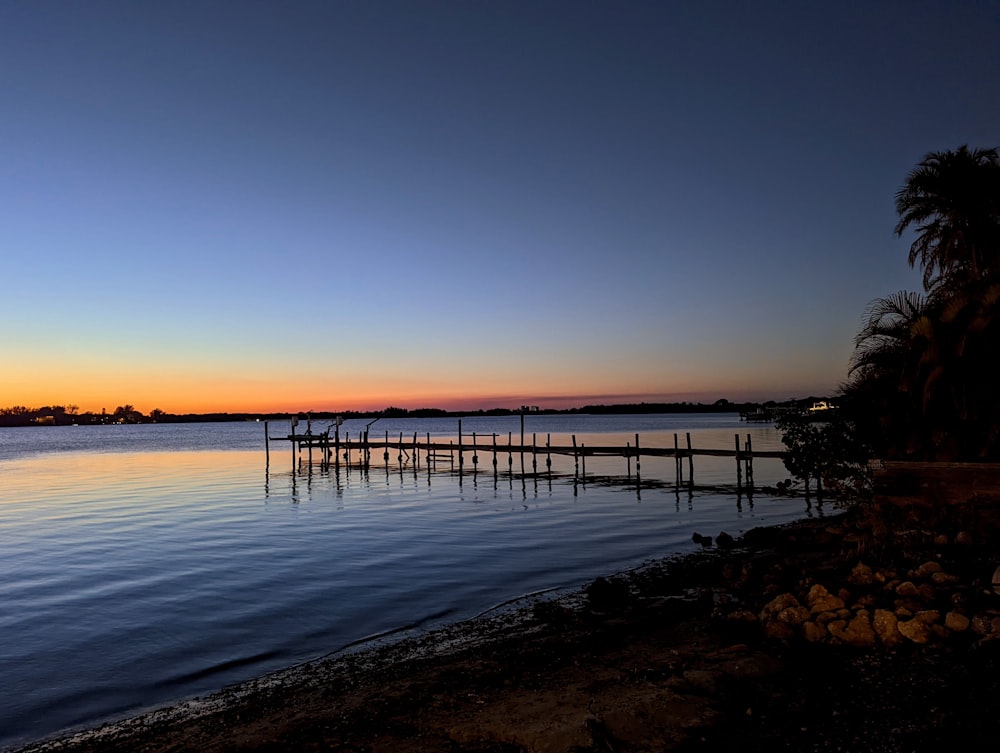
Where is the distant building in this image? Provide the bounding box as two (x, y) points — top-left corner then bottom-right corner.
(520, 405), (540, 413)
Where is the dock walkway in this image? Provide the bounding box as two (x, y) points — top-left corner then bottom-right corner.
(265, 420), (787, 492)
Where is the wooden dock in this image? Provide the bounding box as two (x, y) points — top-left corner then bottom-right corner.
(265, 419), (788, 492)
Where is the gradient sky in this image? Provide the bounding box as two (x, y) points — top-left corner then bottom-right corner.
(2, 1), (998, 414)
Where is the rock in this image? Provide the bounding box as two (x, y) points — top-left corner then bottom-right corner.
(762, 620), (796, 641)
(759, 593), (801, 622)
(806, 584), (845, 614)
(914, 561), (943, 578)
(956, 531), (974, 545)
(914, 610), (941, 625)
(934, 533), (950, 547)
(972, 615), (994, 636)
(692, 532), (713, 547)
(848, 562), (875, 586)
(873, 609), (902, 647)
(898, 618), (933, 644)
(716, 531), (735, 549)
(723, 609), (758, 627)
(802, 621), (829, 643)
(827, 610), (875, 647)
(931, 571), (960, 585)
(918, 583), (937, 601)
(586, 576), (631, 612)
(776, 605), (811, 626)
(895, 581), (921, 598)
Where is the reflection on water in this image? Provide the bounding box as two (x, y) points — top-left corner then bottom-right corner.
(0, 416), (813, 749)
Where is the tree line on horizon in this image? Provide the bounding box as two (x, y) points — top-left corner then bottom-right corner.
(0, 397), (832, 427)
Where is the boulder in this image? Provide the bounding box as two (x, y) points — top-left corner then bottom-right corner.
(802, 621), (829, 643)
(848, 562), (875, 586)
(944, 611), (972, 633)
(759, 593), (801, 622)
(913, 561), (943, 578)
(806, 584), (845, 614)
(827, 610), (875, 647)
(873, 609), (902, 647)
(898, 618), (933, 644)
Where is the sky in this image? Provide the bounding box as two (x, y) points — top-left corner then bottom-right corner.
(1, 1), (998, 414)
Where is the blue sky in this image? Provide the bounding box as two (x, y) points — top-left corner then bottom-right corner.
(1, 1), (997, 413)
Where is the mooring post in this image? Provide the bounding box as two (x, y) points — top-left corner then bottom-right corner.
(531, 432), (537, 475)
(546, 433), (552, 476)
(674, 433), (681, 484)
(746, 433), (754, 489)
(572, 434), (578, 477)
(472, 432), (479, 470)
(458, 420), (463, 471)
(686, 432), (694, 484)
(264, 421), (270, 468)
(492, 433), (498, 477)
(626, 441), (631, 477)
(735, 433), (742, 491)
(635, 433), (640, 477)
(508, 431), (513, 475)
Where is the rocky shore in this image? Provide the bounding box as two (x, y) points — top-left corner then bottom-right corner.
(14, 501), (1000, 753)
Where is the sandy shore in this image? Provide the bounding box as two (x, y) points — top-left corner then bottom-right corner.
(12, 508), (1000, 753)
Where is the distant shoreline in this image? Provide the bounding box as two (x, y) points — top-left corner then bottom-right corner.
(1, 397), (832, 428)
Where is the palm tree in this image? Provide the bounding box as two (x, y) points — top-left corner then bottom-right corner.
(843, 291), (937, 458)
(894, 145), (1000, 294)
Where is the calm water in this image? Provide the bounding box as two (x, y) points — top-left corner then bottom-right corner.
(0, 414), (815, 749)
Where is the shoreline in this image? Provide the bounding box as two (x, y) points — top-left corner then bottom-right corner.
(12, 507), (1000, 752)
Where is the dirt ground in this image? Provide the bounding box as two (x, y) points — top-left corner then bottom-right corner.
(14, 510), (1000, 753)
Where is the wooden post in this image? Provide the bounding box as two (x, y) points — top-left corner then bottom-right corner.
(264, 421), (270, 467)
(635, 433), (640, 477)
(626, 441), (631, 477)
(746, 433), (754, 489)
(674, 433), (681, 484)
(531, 432), (537, 475)
(508, 432), (513, 475)
(458, 420), (463, 471)
(492, 433), (498, 477)
(546, 433), (552, 475)
(472, 432), (479, 469)
(572, 435), (578, 476)
(413, 432), (418, 468)
(735, 433), (742, 491)
(686, 432), (694, 483)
